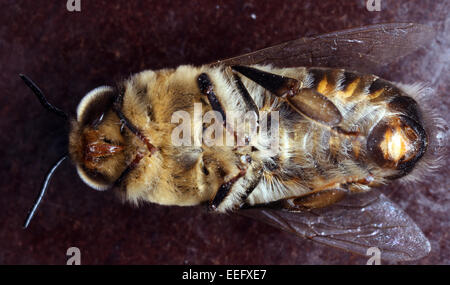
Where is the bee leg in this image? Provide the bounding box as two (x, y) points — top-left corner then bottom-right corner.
(113, 99), (157, 154)
(287, 88), (342, 126)
(232, 65), (300, 98)
(209, 155), (262, 211)
(114, 152), (144, 187)
(209, 168), (247, 211)
(284, 188), (348, 210)
(198, 72), (258, 147)
(197, 73), (227, 122)
(232, 65), (342, 126)
(235, 165), (263, 210)
(232, 73), (259, 119)
(283, 173), (376, 210)
(198, 72), (240, 142)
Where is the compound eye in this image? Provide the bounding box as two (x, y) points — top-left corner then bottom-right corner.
(77, 86), (115, 127)
(367, 115), (428, 172)
(76, 165), (111, 191)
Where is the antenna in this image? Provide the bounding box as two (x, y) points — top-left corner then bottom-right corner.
(19, 74), (68, 120)
(23, 155), (68, 228)
(19, 74), (69, 228)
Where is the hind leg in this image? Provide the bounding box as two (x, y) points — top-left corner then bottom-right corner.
(232, 65), (343, 126)
(285, 188), (348, 210)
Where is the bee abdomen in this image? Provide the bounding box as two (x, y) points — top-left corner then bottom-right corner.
(306, 67), (412, 104)
(307, 68), (377, 102)
(296, 67), (428, 178)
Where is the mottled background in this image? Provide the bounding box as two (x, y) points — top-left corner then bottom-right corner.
(0, 0), (448, 264)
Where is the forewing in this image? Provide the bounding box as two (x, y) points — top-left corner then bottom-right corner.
(216, 23), (435, 73)
(240, 191), (431, 262)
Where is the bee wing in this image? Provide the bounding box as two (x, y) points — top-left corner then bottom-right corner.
(216, 23), (435, 73)
(239, 190), (431, 262)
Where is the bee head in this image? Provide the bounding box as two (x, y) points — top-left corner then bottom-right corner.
(69, 86), (128, 191)
(20, 74), (144, 228)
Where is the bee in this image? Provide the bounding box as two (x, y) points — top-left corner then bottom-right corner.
(21, 23), (443, 262)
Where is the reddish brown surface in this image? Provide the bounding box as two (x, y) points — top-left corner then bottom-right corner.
(0, 0), (448, 264)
